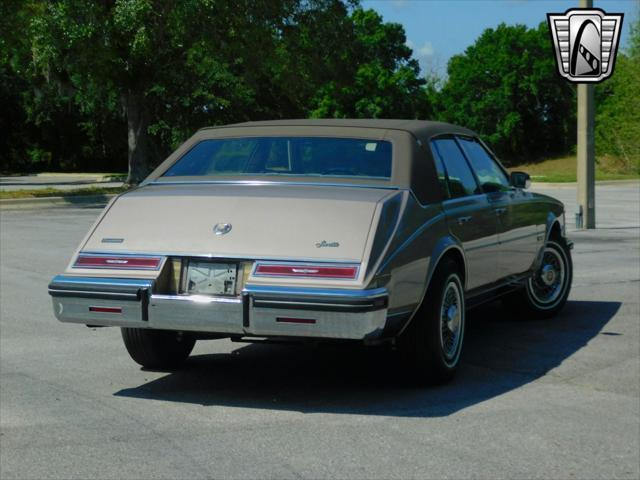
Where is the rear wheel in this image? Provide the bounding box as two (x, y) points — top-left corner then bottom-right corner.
(399, 258), (465, 385)
(121, 328), (195, 369)
(504, 239), (572, 318)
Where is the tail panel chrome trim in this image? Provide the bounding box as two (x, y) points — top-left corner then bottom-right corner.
(49, 275), (389, 340)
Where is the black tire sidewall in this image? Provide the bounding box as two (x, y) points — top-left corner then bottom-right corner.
(400, 258), (466, 383)
(121, 328), (195, 369)
(430, 272), (465, 370)
(525, 240), (572, 313)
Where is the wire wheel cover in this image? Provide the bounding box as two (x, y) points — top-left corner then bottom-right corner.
(440, 280), (462, 360)
(529, 246), (566, 305)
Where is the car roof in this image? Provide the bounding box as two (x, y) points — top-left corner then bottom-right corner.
(200, 119), (476, 142)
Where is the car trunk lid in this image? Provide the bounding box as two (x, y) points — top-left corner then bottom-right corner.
(82, 183), (394, 262)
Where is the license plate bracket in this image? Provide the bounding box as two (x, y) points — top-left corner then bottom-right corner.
(183, 260), (238, 296)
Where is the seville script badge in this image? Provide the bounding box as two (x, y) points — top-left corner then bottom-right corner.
(547, 8), (623, 83)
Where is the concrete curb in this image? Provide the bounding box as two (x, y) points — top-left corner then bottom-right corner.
(1, 173), (126, 181)
(33, 173), (126, 181)
(0, 194), (116, 210)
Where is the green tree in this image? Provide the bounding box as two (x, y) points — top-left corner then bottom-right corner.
(0, 0), (31, 171)
(595, 13), (640, 173)
(436, 22), (575, 165)
(310, 8), (428, 118)
(24, 1), (426, 181)
(628, 10), (640, 58)
(29, 0), (307, 182)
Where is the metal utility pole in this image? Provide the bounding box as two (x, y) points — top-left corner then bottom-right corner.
(576, 0), (596, 228)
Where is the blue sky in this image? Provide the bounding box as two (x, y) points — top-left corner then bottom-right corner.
(361, 0), (639, 75)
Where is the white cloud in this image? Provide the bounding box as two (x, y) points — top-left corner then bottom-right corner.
(407, 39), (443, 76)
(407, 39), (435, 58)
(418, 41), (434, 58)
(391, 0), (409, 8)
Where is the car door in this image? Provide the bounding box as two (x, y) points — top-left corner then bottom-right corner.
(430, 137), (502, 290)
(457, 137), (541, 278)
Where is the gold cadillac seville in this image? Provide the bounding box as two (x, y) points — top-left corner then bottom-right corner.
(48, 119), (573, 384)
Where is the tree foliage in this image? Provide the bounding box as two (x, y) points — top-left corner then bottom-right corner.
(595, 14), (640, 173)
(310, 8), (428, 118)
(1, 2), (637, 179)
(435, 22), (575, 165)
(3, 0), (427, 182)
(28, 0), (306, 182)
(1, 0), (116, 172)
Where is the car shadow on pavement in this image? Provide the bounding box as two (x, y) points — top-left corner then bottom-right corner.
(114, 300), (620, 417)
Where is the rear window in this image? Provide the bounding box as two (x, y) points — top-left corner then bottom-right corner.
(163, 137), (392, 180)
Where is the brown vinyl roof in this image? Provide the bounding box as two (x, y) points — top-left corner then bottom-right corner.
(201, 119), (476, 142)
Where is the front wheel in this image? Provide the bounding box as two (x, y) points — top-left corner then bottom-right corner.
(504, 239), (572, 318)
(398, 258), (465, 385)
(121, 328), (195, 369)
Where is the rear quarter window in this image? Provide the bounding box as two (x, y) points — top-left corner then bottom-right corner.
(430, 138), (480, 198)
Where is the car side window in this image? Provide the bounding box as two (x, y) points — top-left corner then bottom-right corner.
(431, 148), (450, 198)
(430, 138), (480, 198)
(458, 137), (510, 193)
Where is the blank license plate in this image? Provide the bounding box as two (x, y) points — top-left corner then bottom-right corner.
(185, 261), (237, 296)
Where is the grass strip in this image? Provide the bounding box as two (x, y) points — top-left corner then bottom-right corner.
(509, 156), (639, 183)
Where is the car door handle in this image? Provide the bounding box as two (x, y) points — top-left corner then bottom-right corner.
(456, 216), (472, 225)
(494, 207), (507, 216)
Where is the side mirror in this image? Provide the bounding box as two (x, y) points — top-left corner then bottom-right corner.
(510, 171), (531, 189)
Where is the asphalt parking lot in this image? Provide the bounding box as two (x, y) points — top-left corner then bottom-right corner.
(1, 184), (639, 479)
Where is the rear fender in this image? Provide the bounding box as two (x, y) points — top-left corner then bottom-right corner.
(65, 194), (122, 271)
(395, 235), (466, 337)
(534, 212), (570, 269)
(427, 237), (467, 292)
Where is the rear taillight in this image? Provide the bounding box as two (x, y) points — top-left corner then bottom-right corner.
(254, 264), (358, 279)
(89, 306), (122, 314)
(73, 254), (162, 270)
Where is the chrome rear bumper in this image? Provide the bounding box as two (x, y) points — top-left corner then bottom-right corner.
(48, 276), (388, 340)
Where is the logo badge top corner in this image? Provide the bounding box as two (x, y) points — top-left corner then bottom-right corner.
(547, 8), (623, 84)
